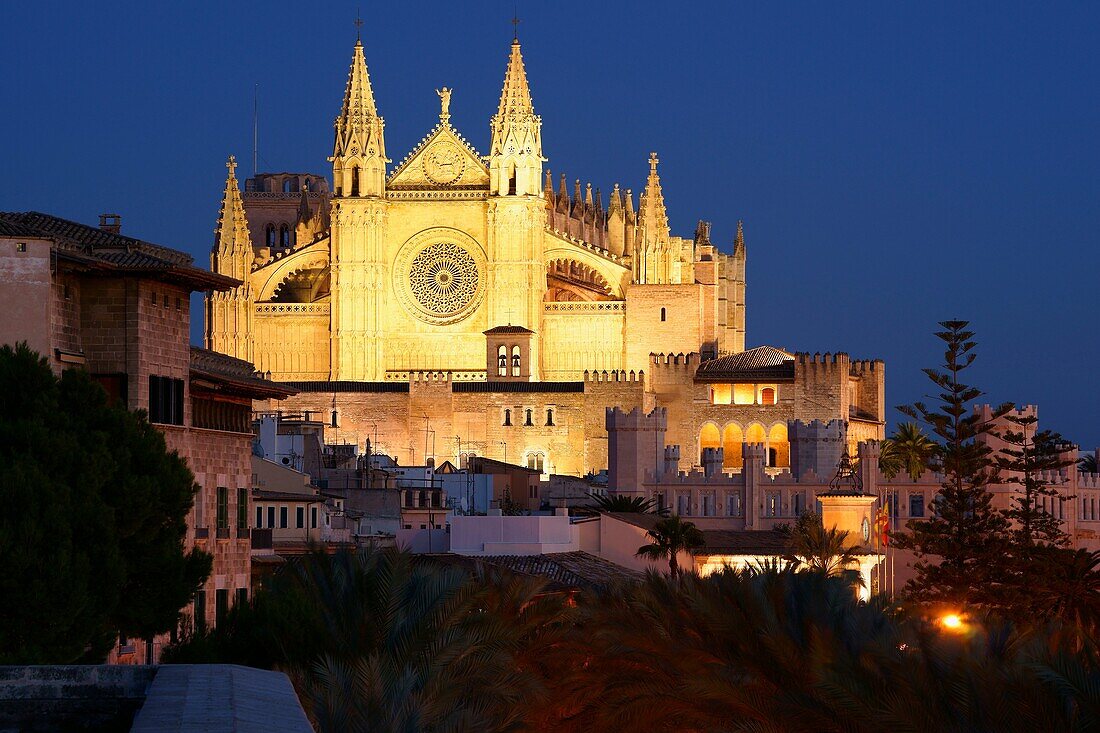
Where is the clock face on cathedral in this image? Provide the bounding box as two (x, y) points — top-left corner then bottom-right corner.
(394, 228), (486, 325)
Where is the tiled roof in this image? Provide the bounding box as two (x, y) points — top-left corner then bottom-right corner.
(0, 211), (237, 290)
(424, 551), (642, 592)
(484, 325), (534, 334)
(696, 345), (796, 382)
(190, 347), (297, 398)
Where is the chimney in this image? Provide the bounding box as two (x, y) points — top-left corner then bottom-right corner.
(99, 214), (121, 234)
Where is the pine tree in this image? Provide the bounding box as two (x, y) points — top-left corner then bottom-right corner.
(0, 344), (210, 662)
(891, 321), (1010, 607)
(994, 412), (1074, 549)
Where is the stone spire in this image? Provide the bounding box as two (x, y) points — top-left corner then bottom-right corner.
(489, 38), (543, 196)
(734, 220), (746, 258)
(213, 155), (252, 280)
(331, 38), (387, 197)
(638, 152), (670, 244)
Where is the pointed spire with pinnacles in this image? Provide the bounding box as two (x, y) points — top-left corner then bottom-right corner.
(489, 30), (543, 196)
(214, 156), (252, 269)
(638, 152), (670, 243)
(331, 29), (387, 197)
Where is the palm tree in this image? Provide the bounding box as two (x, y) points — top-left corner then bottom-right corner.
(635, 515), (705, 578)
(881, 421), (937, 480)
(1079, 453), (1098, 474)
(783, 512), (861, 578)
(588, 492), (669, 516)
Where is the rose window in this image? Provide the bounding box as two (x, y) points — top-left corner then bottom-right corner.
(407, 242), (480, 317)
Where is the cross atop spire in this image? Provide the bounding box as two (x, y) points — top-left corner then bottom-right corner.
(638, 151), (670, 243)
(354, 8), (363, 41)
(511, 10), (520, 41)
(214, 155), (251, 260)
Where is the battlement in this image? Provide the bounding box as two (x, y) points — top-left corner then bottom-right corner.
(606, 405), (667, 432)
(789, 419), (846, 480)
(1080, 472), (1100, 490)
(974, 404), (1038, 420)
(795, 352), (850, 365)
(649, 352), (697, 367)
(584, 369), (643, 383)
(742, 442), (767, 461)
(849, 359), (884, 375)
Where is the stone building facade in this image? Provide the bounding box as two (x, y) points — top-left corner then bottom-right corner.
(209, 32), (884, 477)
(0, 211), (292, 661)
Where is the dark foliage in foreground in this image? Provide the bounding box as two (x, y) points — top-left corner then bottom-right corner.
(167, 546), (1100, 733)
(0, 344), (209, 663)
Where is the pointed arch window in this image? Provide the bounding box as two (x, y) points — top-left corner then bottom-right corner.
(351, 166), (360, 197)
(265, 224), (276, 248)
(279, 224), (290, 248)
(497, 345), (508, 376)
(546, 408), (554, 426)
(503, 409), (512, 427)
(511, 346), (521, 377)
(524, 408), (533, 426)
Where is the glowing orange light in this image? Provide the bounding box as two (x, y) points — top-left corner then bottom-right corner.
(940, 613), (963, 630)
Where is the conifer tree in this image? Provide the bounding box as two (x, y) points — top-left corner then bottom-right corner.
(891, 321), (1010, 607)
(994, 412), (1074, 550)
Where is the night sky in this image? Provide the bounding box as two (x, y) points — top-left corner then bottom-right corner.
(2, 2), (1097, 448)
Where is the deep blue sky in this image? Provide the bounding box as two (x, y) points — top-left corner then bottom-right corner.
(2, 2), (1097, 448)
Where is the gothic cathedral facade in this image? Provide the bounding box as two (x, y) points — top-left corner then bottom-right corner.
(207, 36), (746, 384)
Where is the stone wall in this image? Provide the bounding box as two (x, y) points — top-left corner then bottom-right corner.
(0, 665), (156, 732)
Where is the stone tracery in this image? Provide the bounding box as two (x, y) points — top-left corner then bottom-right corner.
(408, 242), (479, 316)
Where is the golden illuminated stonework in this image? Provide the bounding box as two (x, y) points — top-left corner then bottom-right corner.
(393, 229), (485, 325)
(423, 141), (465, 184)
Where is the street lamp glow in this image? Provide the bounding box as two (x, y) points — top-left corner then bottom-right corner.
(940, 613), (963, 630)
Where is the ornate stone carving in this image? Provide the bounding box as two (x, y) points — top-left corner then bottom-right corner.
(423, 140), (466, 185)
(393, 228), (486, 325)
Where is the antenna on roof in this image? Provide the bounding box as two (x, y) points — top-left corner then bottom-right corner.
(252, 83), (259, 177)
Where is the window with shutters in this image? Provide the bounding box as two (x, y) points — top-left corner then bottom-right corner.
(148, 375), (184, 425)
(216, 487), (228, 530)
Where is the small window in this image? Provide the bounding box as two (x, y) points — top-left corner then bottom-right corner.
(255, 505), (263, 528)
(546, 408), (554, 426)
(236, 587), (248, 608)
(760, 387), (776, 405)
(15, 242), (26, 252)
(265, 225), (276, 248)
(237, 488), (248, 530)
(311, 506), (318, 529)
(175, 297), (182, 311)
(279, 506), (288, 529)
(215, 588), (229, 627)
(279, 225), (290, 248)
(351, 167), (360, 196)
(909, 493), (925, 518)
(148, 375), (184, 425)
(163, 294), (169, 308)
(503, 409), (512, 426)
(194, 590), (206, 633)
(524, 408), (533, 426)
(62, 284), (71, 300)
(151, 291), (157, 305)
(660, 307), (666, 321)
(767, 448), (777, 466)
(216, 487), (228, 530)
(267, 506), (275, 528)
(296, 506), (304, 529)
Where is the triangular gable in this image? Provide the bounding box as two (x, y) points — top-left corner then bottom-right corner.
(435, 460), (459, 473)
(388, 122), (489, 189)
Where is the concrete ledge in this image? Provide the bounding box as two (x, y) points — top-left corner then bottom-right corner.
(130, 665), (312, 733)
(0, 665), (156, 731)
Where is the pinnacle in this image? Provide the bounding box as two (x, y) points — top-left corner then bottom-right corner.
(214, 156), (251, 253)
(495, 37), (535, 120)
(334, 38), (380, 159)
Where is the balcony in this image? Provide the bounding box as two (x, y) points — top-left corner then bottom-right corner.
(216, 527), (230, 540)
(194, 527), (210, 540)
(251, 528), (273, 550)
(237, 526), (250, 539)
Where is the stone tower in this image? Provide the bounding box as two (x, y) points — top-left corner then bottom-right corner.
(486, 37), (546, 376)
(206, 155), (254, 363)
(329, 36), (390, 380)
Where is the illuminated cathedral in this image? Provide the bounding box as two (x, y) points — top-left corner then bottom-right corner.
(206, 33), (882, 477)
